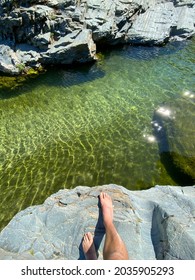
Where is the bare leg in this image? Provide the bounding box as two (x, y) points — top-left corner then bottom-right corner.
(82, 232), (97, 260)
(100, 192), (129, 260)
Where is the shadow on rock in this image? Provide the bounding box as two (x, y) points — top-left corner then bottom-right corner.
(78, 195), (105, 260)
(151, 205), (170, 260)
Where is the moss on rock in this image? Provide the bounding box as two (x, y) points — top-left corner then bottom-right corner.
(0, 75), (26, 90)
(0, 66), (45, 90)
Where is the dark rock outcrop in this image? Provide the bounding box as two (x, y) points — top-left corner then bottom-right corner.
(0, 0), (195, 75)
(0, 184), (194, 260)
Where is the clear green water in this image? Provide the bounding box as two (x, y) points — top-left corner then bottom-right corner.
(0, 39), (194, 230)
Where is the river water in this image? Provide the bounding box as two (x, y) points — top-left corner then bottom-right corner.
(0, 39), (194, 230)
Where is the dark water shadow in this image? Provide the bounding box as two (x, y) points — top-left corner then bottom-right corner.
(78, 196), (105, 260)
(152, 110), (194, 186)
(101, 40), (190, 62)
(0, 62), (105, 100)
(122, 41), (189, 61)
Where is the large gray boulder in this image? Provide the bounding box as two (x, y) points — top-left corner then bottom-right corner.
(127, 1), (195, 45)
(0, 0), (195, 75)
(0, 184), (194, 260)
(41, 29), (96, 64)
(0, 44), (21, 75)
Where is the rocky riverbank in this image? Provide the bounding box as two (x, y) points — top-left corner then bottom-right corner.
(0, 0), (195, 75)
(0, 184), (194, 260)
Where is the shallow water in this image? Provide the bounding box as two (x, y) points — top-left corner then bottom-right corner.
(0, 39), (195, 230)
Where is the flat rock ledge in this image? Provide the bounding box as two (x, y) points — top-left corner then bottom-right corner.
(0, 184), (195, 260)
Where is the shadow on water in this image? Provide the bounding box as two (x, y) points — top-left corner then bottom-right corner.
(0, 62), (105, 99)
(100, 40), (190, 61)
(78, 196), (105, 260)
(152, 110), (194, 186)
(122, 41), (189, 61)
(0, 40), (190, 100)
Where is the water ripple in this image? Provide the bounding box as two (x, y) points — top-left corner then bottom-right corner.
(0, 39), (194, 229)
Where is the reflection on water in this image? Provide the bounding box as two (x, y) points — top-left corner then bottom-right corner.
(0, 39), (195, 230)
(183, 90), (195, 99)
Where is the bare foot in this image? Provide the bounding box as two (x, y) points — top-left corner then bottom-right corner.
(99, 192), (113, 228)
(82, 232), (97, 260)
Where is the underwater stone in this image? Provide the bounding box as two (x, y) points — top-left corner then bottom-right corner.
(0, 184), (194, 260)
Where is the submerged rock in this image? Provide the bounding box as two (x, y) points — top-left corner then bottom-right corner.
(0, 0), (195, 74)
(0, 184), (194, 260)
